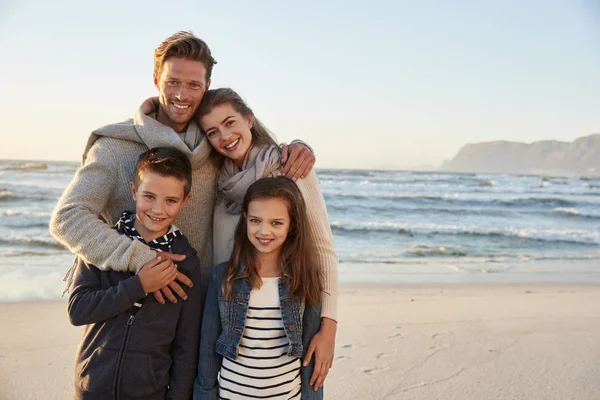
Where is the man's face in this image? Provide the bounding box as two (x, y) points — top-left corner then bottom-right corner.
(154, 57), (210, 133)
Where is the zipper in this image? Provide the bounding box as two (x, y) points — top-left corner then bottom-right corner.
(113, 302), (143, 400)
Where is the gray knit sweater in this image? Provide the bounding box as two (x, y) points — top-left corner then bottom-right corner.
(50, 98), (219, 291)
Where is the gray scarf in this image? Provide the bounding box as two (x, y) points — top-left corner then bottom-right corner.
(217, 144), (281, 214)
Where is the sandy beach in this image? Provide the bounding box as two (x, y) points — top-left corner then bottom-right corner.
(2, 284), (600, 400)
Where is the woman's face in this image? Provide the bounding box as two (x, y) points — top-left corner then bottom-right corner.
(200, 103), (253, 167)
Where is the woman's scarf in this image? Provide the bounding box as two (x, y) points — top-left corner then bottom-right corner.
(217, 144), (281, 214)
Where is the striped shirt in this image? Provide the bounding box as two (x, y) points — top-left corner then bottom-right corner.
(219, 278), (301, 399)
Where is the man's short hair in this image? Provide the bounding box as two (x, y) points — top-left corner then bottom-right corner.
(154, 31), (217, 83)
(133, 147), (192, 197)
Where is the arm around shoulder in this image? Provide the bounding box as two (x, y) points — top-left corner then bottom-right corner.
(296, 170), (339, 321)
(49, 138), (156, 272)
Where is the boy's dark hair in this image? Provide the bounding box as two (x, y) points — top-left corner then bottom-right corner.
(133, 147), (192, 196)
(154, 31), (217, 83)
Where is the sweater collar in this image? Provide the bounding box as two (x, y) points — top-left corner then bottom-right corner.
(133, 98), (214, 169)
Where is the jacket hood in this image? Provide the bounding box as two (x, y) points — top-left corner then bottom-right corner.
(81, 97), (213, 169)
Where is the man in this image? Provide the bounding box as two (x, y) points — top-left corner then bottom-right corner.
(50, 31), (315, 303)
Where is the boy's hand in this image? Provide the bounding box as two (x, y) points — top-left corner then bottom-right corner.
(303, 317), (337, 391)
(147, 253), (193, 304)
(281, 143), (315, 181)
(139, 258), (177, 294)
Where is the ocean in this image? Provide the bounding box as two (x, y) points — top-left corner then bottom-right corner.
(1, 160), (599, 301)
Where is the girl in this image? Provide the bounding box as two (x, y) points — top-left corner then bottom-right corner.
(194, 177), (325, 400)
(196, 89), (338, 387)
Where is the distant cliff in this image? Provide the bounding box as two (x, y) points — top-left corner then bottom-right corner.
(439, 134), (600, 176)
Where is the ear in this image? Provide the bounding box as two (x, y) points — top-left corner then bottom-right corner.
(153, 74), (159, 90)
(181, 193), (192, 207)
(245, 115), (253, 130)
(130, 182), (137, 201)
(206, 79), (211, 90)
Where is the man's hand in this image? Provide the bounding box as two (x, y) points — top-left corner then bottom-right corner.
(280, 143), (315, 181)
(146, 253), (193, 305)
(303, 317), (337, 391)
(138, 258), (177, 294)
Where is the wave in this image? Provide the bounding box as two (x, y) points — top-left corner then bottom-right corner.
(4, 251), (60, 257)
(553, 207), (600, 219)
(319, 174), (508, 188)
(0, 189), (15, 200)
(0, 189), (59, 202)
(580, 176), (600, 182)
(0, 237), (67, 250)
(480, 180), (496, 187)
(330, 221), (599, 245)
(339, 252), (600, 265)
(324, 192), (580, 208)
(0, 221), (50, 229)
(405, 245), (468, 257)
(0, 210), (52, 217)
(3, 162), (48, 171)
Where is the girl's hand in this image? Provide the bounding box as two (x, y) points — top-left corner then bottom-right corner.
(303, 317), (337, 391)
(139, 258), (177, 294)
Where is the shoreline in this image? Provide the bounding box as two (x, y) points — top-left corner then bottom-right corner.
(2, 257), (600, 303)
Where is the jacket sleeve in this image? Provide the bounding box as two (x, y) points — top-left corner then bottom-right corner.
(67, 259), (146, 326)
(296, 170), (339, 321)
(167, 253), (204, 400)
(193, 268), (223, 400)
(49, 138), (156, 273)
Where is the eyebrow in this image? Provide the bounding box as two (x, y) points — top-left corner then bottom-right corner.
(247, 214), (286, 221)
(142, 191), (181, 200)
(220, 115), (235, 125)
(204, 115), (235, 133)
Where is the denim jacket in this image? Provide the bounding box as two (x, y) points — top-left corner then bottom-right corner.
(194, 262), (323, 400)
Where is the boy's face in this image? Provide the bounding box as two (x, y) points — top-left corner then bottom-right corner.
(130, 171), (190, 242)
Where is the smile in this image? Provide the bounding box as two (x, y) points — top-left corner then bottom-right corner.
(146, 214), (166, 222)
(224, 139), (240, 150)
(256, 237), (273, 245)
(171, 102), (190, 110)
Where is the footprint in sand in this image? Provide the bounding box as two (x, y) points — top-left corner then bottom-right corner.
(375, 352), (395, 360)
(340, 344), (357, 349)
(333, 355), (347, 364)
(431, 333), (447, 340)
(386, 326), (403, 340)
(363, 366), (390, 374)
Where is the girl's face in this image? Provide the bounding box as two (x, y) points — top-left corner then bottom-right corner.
(199, 103), (253, 168)
(245, 197), (291, 259)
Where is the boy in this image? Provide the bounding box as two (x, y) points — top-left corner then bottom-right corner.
(68, 147), (202, 400)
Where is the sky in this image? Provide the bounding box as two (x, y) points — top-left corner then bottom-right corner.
(1, 0), (599, 169)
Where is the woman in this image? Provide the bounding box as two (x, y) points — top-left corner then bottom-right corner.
(196, 88), (338, 390)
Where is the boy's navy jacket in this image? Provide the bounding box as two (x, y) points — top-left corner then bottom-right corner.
(68, 229), (202, 400)
(193, 262), (323, 400)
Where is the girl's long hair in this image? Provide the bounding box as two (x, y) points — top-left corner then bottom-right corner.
(224, 176), (322, 307)
(196, 88), (278, 165)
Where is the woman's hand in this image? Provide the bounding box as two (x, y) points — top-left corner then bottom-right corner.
(303, 317), (337, 391)
(281, 143), (315, 181)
